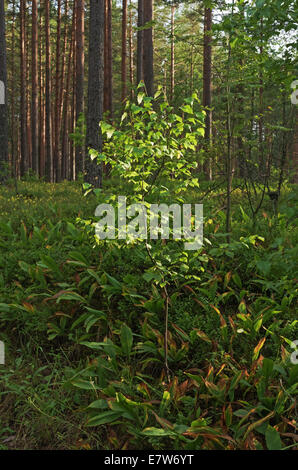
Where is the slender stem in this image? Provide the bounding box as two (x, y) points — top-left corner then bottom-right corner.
(145, 242), (171, 383)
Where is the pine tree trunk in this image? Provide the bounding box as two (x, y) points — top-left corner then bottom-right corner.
(20, 0), (28, 176)
(129, 0), (134, 98)
(39, 11), (45, 178)
(53, 0), (61, 181)
(121, 0), (127, 103)
(45, 0), (53, 182)
(75, 0), (85, 177)
(0, 0), (8, 179)
(259, 18), (264, 179)
(85, 0), (104, 187)
(104, 0), (113, 116)
(61, 0), (70, 180)
(170, 5), (175, 102)
(10, 0), (16, 177)
(26, 7), (32, 171)
(237, 61), (245, 178)
(143, 0), (154, 96)
(58, 0), (69, 180)
(203, 7), (212, 180)
(136, 0), (144, 85)
(70, 2), (77, 181)
(190, 42), (194, 95)
(31, 0), (39, 176)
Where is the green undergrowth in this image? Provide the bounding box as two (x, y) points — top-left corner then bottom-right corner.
(0, 180), (297, 450)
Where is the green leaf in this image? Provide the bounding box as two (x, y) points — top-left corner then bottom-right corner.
(100, 121), (115, 139)
(71, 379), (100, 390)
(18, 260), (31, 274)
(87, 411), (123, 426)
(120, 323), (133, 356)
(142, 427), (174, 437)
(55, 291), (87, 304)
(288, 365), (298, 387)
(232, 273), (242, 288)
(256, 260), (271, 277)
(0, 303), (11, 312)
(181, 104), (193, 114)
(261, 358), (274, 385)
(265, 426), (282, 450)
(252, 337), (266, 361)
(160, 390), (171, 415)
(121, 112), (128, 123)
(88, 399), (109, 410)
(137, 92), (145, 104)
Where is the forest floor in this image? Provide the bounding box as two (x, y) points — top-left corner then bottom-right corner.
(0, 179), (297, 450)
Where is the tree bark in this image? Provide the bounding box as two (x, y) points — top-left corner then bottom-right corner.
(190, 42), (194, 95)
(39, 10), (45, 177)
(136, 0), (144, 85)
(31, 0), (39, 176)
(259, 18), (264, 179)
(26, 6), (31, 171)
(20, 0), (28, 176)
(45, 0), (53, 182)
(58, 0), (69, 180)
(53, 0), (61, 181)
(129, 0), (134, 98)
(170, 4), (175, 102)
(143, 0), (154, 96)
(104, 0), (113, 115)
(62, 32), (73, 181)
(203, 7), (212, 180)
(75, 0), (85, 177)
(61, 0), (71, 180)
(0, 0), (8, 179)
(85, 0), (104, 187)
(121, 0), (128, 103)
(10, 0), (16, 177)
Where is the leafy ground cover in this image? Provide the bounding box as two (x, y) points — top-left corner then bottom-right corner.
(0, 178), (297, 450)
